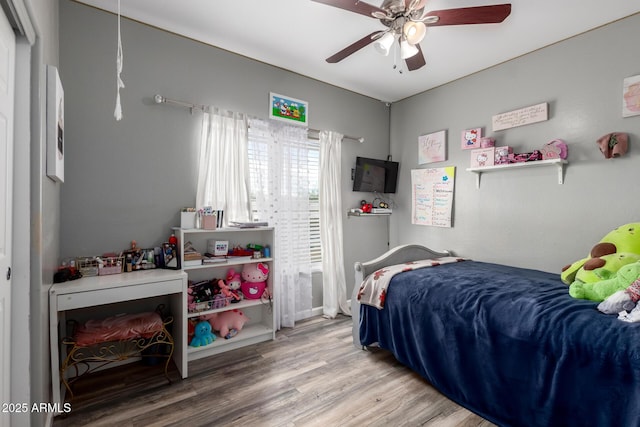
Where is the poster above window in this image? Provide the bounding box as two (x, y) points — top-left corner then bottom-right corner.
(269, 92), (308, 126)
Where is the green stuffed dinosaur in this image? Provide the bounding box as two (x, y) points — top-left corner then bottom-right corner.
(570, 260), (640, 301)
(562, 222), (640, 286)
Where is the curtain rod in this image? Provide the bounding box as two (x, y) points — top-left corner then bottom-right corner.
(153, 94), (364, 143)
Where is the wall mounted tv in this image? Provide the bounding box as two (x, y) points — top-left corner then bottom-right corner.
(352, 156), (399, 194)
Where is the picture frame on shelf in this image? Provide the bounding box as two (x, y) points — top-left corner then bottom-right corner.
(461, 128), (482, 150)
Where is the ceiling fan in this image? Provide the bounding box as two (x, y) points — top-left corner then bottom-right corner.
(312, 0), (512, 71)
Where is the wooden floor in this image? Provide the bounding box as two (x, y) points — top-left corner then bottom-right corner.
(53, 315), (495, 427)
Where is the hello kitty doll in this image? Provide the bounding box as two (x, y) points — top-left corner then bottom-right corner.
(241, 262), (269, 299)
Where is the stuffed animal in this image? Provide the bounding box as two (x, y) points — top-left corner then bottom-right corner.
(217, 278), (241, 303)
(227, 268), (242, 290)
(189, 320), (216, 347)
(570, 261), (640, 301)
(241, 262), (269, 299)
(561, 222), (640, 287)
(540, 139), (568, 160)
(204, 309), (250, 339)
(569, 252), (640, 294)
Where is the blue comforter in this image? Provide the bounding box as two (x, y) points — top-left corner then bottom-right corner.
(359, 261), (640, 427)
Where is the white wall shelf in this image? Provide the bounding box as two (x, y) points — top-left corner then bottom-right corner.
(466, 159), (568, 188)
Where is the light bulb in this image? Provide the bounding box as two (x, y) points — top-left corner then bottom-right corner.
(400, 38), (419, 59)
(374, 32), (395, 56)
(403, 21), (426, 45)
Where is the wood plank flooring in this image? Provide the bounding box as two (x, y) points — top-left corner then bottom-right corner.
(53, 315), (495, 427)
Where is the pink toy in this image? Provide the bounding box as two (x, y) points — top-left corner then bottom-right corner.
(241, 262), (269, 299)
(217, 279), (240, 303)
(226, 268), (242, 291)
(204, 309), (250, 339)
(187, 287), (196, 312)
(541, 139), (568, 160)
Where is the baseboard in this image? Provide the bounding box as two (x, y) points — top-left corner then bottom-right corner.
(310, 299), (352, 318)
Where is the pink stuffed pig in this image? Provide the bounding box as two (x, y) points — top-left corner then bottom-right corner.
(241, 262), (269, 299)
(205, 309), (249, 339)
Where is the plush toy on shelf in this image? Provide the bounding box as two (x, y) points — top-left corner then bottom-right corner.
(203, 309), (250, 339)
(189, 320), (216, 347)
(226, 268), (243, 302)
(216, 279), (241, 303)
(241, 262), (269, 299)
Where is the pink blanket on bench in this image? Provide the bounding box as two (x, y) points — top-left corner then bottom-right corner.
(74, 312), (164, 346)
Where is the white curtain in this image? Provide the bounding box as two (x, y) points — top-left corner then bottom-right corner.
(319, 130), (351, 318)
(196, 109), (251, 225)
(248, 118), (313, 328)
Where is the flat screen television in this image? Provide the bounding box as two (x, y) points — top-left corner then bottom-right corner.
(352, 156), (399, 193)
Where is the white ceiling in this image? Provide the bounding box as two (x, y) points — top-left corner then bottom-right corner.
(75, 0), (640, 103)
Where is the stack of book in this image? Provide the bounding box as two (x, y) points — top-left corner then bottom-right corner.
(202, 254), (228, 264)
(183, 241), (203, 267)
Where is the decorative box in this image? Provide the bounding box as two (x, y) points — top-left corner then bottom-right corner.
(470, 147), (495, 168)
(180, 211), (196, 229)
(202, 214), (217, 230)
(480, 137), (495, 148)
(494, 146), (513, 164)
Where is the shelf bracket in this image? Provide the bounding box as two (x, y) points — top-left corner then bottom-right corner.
(475, 172), (481, 189)
(557, 162), (565, 184)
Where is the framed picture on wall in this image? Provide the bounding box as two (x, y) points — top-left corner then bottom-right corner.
(623, 74), (640, 118)
(46, 65), (64, 182)
(418, 130), (447, 164)
(269, 92), (308, 126)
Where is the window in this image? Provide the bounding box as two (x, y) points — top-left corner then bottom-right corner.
(247, 121), (322, 267)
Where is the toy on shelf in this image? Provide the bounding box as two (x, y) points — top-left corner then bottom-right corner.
(241, 262), (269, 299)
(203, 309), (250, 339)
(216, 279), (241, 303)
(189, 321), (216, 347)
(226, 269), (243, 302)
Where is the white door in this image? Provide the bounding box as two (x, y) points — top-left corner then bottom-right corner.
(0, 6), (15, 424)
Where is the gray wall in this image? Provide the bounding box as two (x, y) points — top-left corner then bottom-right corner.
(59, 1), (391, 303)
(21, 0), (60, 425)
(390, 13), (640, 273)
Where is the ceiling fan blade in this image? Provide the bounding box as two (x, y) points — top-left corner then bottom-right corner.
(405, 0), (426, 12)
(326, 31), (382, 63)
(311, 0), (388, 19)
(405, 44), (426, 71)
(424, 4), (512, 26)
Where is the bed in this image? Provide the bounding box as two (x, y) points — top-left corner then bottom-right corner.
(351, 244), (640, 427)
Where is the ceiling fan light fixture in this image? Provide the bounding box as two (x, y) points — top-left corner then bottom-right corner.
(403, 21), (426, 45)
(400, 37), (419, 59)
(374, 31), (395, 56)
